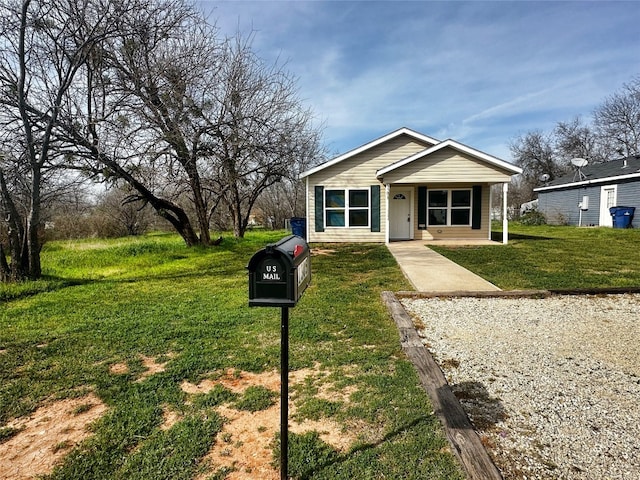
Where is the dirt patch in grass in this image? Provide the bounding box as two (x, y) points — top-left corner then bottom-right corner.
(2, 362), (354, 480)
(2, 354), (174, 480)
(109, 353), (173, 380)
(137, 354), (171, 381)
(160, 408), (183, 431)
(188, 368), (356, 480)
(0, 393), (107, 480)
(109, 362), (129, 374)
(311, 248), (336, 256)
(182, 369), (280, 395)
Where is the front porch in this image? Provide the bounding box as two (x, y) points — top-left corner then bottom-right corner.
(385, 183), (511, 245)
(413, 239), (500, 246)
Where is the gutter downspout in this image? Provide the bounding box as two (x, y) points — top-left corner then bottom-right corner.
(502, 182), (509, 244)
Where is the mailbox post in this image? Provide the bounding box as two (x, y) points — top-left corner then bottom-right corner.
(247, 235), (311, 480)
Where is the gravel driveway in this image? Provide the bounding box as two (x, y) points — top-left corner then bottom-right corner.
(401, 294), (640, 480)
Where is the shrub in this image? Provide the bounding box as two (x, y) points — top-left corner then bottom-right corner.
(519, 209), (547, 225)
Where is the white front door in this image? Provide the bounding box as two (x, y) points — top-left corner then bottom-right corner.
(389, 189), (412, 240)
(599, 185), (617, 227)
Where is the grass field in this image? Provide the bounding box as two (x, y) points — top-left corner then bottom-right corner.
(0, 232), (463, 480)
(431, 223), (640, 290)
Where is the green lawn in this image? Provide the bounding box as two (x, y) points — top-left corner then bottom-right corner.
(430, 223), (640, 290)
(0, 232), (463, 480)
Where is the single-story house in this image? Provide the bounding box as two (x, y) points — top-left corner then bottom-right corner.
(534, 155), (640, 226)
(299, 127), (523, 244)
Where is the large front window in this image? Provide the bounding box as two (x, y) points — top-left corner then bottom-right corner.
(428, 189), (471, 226)
(325, 189), (369, 227)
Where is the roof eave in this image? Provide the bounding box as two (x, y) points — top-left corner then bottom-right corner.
(376, 139), (522, 178)
(299, 127), (439, 179)
(534, 172), (640, 192)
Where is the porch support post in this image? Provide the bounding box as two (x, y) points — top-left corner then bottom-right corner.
(305, 177), (309, 239)
(385, 184), (390, 244)
(488, 185), (493, 240)
(502, 182), (509, 244)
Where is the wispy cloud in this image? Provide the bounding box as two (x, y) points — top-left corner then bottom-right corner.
(200, 1), (640, 159)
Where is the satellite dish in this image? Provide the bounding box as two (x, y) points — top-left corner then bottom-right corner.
(571, 158), (588, 168)
(571, 158), (588, 181)
(539, 173), (550, 182)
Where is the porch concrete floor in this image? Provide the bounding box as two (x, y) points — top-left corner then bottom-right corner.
(387, 240), (501, 292)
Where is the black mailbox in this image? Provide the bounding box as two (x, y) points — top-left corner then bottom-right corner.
(248, 235), (311, 307)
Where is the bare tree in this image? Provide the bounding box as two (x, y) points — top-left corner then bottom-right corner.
(69, 5), (323, 241)
(203, 36), (323, 238)
(87, 2), (221, 245)
(94, 185), (153, 236)
(509, 129), (571, 198)
(594, 76), (640, 158)
(255, 177), (306, 230)
(554, 116), (607, 163)
(0, 0), (126, 280)
(0, 0), (324, 280)
(0, 152), (29, 281)
(510, 75), (640, 205)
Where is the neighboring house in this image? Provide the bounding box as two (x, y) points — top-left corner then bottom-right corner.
(534, 156), (640, 226)
(299, 127), (522, 244)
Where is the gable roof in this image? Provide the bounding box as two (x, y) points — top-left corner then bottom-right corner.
(376, 138), (522, 177)
(534, 156), (640, 192)
(299, 127), (439, 179)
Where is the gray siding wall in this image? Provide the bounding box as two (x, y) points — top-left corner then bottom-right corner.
(617, 181), (640, 210)
(538, 186), (601, 226)
(538, 178), (640, 226)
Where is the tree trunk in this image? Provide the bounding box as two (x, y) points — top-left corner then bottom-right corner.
(0, 169), (28, 282)
(0, 245), (9, 282)
(186, 165), (211, 245)
(155, 206), (200, 247)
(93, 149), (203, 247)
(26, 169), (42, 279)
(228, 190), (244, 238)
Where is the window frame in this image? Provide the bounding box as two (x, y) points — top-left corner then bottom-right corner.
(324, 188), (370, 228)
(427, 188), (472, 227)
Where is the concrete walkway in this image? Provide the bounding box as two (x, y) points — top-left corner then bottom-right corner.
(387, 241), (501, 292)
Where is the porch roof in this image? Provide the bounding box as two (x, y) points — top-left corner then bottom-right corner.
(376, 139), (522, 178)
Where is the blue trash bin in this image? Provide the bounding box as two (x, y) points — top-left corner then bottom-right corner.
(290, 217), (306, 239)
(609, 206), (635, 228)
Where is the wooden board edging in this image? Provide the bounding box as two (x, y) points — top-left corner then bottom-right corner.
(395, 290), (549, 299)
(381, 291), (503, 480)
(396, 286), (640, 299)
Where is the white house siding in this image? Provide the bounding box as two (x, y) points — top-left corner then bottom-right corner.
(307, 135), (430, 243)
(309, 226), (386, 243)
(309, 135), (430, 185)
(409, 183), (492, 240)
(379, 147), (514, 184)
(377, 149), (511, 241)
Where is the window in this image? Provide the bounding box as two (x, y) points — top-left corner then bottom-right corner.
(428, 189), (471, 226)
(325, 190), (345, 226)
(325, 189), (369, 227)
(428, 190), (448, 225)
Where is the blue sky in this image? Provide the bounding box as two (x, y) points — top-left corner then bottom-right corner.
(199, 1), (640, 161)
